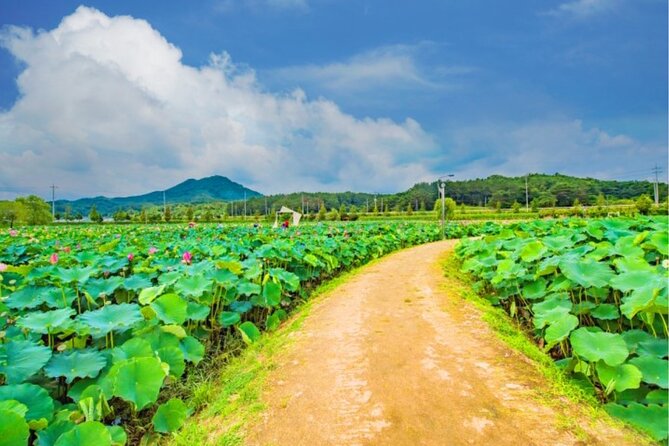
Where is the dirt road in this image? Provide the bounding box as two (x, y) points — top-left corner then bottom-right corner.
(246, 240), (642, 446)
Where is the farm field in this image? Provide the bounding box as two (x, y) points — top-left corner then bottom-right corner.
(0, 221), (487, 445)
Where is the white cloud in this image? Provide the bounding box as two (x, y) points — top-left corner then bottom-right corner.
(270, 43), (471, 93)
(546, 0), (621, 19)
(448, 119), (662, 181)
(0, 6), (437, 199)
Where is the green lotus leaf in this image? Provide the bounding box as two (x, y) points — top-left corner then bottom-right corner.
(0, 400), (28, 417)
(559, 258), (614, 289)
(150, 293), (188, 325)
(596, 362), (642, 394)
(112, 338), (154, 363)
(45, 349), (108, 383)
(629, 356), (668, 388)
(156, 346), (185, 378)
(43, 287), (77, 309)
(137, 285), (166, 305)
(218, 311), (241, 327)
(160, 324), (187, 339)
(544, 313), (579, 347)
(612, 235), (645, 258)
(613, 256), (655, 274)
(0, 409), (30, 446)
(649, 231), (668, 256)
(208, 269), (238, 287)
(16, 308), (75, 334)
(0, 339), (52, 384)
(637, 338), (668, 359)
(620, 286), (657, 320)
(84, 277), (124, 299)
(237, 280), (261, 297)
(590, 304), (620, 320)
(152, 398), (191, 433)
(587, 241), (612, 260)
(112, 357), (166, 410)
(269, 268), (300, 291)
(605, 402), (667, 441)
(54, 421), (111, 446)
(645, 390), (668, 405)
(5, 286), (47, 309)
(519, 240), (546, 262)
(229, 300), (252, 313)
(180, 336), (205, 364)
(261, 281), (282, 307)
(532, 294), (571, 330)
(53, 266), (95, 284)
(570, 328), (628, 366)
(572, 301), (596, 315)
(536, 256), (561, 276)
(266, 312), (282, 331)
(122, 274), (153, 292)
(186, 301), (210, 321)
(238, 321), (261, 344)
(611, 270), (664, 293)
(77, 304), (143, 337)
(173, 274), (212, 298)
(521, 279), (547, 300)
(621, 329), (655, 353)
(107, 426), (126, 446)
(0, 383), (54, 422)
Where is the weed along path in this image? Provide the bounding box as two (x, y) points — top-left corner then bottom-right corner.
(226, 241), (645, 446)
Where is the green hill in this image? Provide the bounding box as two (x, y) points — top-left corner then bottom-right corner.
(55, 176), (262, 215)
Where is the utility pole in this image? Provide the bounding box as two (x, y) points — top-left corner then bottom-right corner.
(652, 165), (662, 205)
(525, 175), (529, 211)
(438, 174), (454, 240)
(50, 184), (58, 221)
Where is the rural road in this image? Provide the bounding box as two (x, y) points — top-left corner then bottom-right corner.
(246, 240), (641, 446)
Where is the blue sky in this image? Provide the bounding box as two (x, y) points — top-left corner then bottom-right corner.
(0, 0), (666, 198)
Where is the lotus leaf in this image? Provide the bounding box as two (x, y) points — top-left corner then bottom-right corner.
(559, 258), (614, 289)
(637, 338), (668, 359)
(54, 421), (112, 446)
(645, 390), (668, 405)
(0, 339), (52, 384)
(218, 311), (241, 327)
(77, 304), (143, 337)
(152, 398), (191, 433)
(0, 409), (30, 446)
(123, 274), (153, 291)
(180, 336), (205, 364)
(156, 346), (185, 378)
(611, 270), (664, 293)
(570, 328), (628, 366)
(590, 304), (620, 320)
(261, 282), (282, 307)
(596, 362), (642, 394)
(238, 321), (261, 344)
(112, 357), (166, 410)
(0, 383), (54, 422)
(150, 293), (188, 325)
(107, 426), (127, 446)
(112, 338), (154, 363)
(605, 402), (667, 441)
(519, 240), (546, 262)
(45, 349), (108, 383)
(186, 301), (210, 321)
(17, 308), (75, 334)
(544, 313), (579, 346)
(174, 274), (211, 298)
(0, 400), (28, 417)
(137, 285), (166, 305)
(629, 356), (668, 388)
(5, 286), (47, 309)
(521, 279), (546, 300)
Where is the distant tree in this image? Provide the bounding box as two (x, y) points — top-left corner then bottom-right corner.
(434, 197), (456, 220)
(164, 206), (172, 222)
(113, 210), (129, 222)
(419, 200), (426, 212)
(494, 200), (502, 213)
(530, 198), (539, 213)
(63, 205), (73, 221)
(186, 206), (194, 222)
(0, 201), (22, 227)
(16, 195), (52, 225)
(406, 202), (413, 215)
(511, 201), (521, 213)
(317, 202), (327, 221)
(89, 205), (103, 223)
(203, 210), (213, 222)
(596, 193), (606, 209)
(635, 194), (653, 215)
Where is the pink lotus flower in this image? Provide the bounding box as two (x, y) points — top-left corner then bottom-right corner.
(49, 253), (59, 265)
(148, 247), (157, 255)
(63, 246), (71, 253)
(127, 253), (134, 262)
(0, 263), (7, 272)
(188, 221), (196, 228)
(182, 251), (193, 265)
(9, 229), (18, 237)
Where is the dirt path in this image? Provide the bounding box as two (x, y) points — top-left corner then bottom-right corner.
(246, 241), (642, 446)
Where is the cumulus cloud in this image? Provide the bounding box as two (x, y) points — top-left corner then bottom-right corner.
(0, 6), (436, 199)
(447, 119), (662, 181)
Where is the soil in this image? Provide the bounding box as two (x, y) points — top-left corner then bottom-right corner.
(245, 240), (643, 446)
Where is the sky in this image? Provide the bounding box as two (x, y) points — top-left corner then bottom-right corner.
(0, 0), (666, 199)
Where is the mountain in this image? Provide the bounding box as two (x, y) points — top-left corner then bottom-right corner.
(55, 176), (262, 215)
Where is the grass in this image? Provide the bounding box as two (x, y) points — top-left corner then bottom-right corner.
(441, 252), (655, 445)
(167, 265), (371, 446)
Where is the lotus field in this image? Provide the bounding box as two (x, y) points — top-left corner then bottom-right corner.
(0, 221), (493, 445)
(457, 216), (669, 441)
